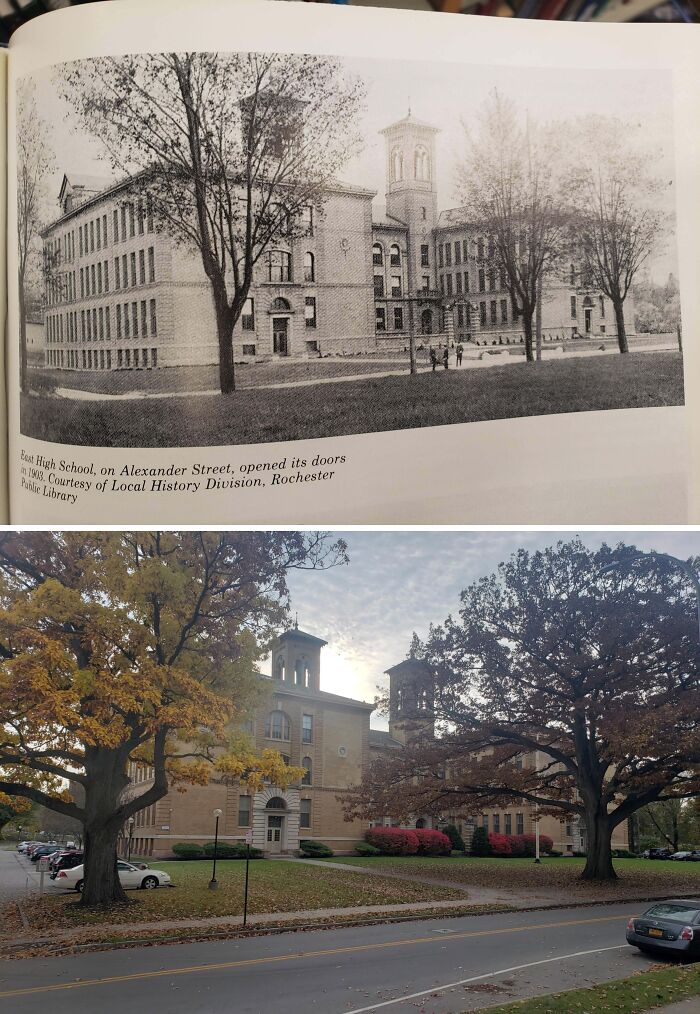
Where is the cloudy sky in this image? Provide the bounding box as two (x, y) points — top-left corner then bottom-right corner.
(263, 529), (700, 728)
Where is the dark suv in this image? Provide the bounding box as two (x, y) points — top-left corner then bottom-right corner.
(647, 848), (674, 860)
(49, 851), (84, 876)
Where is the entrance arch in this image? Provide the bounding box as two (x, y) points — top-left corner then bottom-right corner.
(265, 796), (287, 853)
(421, 308), (433, 335)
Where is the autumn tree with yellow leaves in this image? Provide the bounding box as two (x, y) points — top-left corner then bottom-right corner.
(0, 531), (346, 906)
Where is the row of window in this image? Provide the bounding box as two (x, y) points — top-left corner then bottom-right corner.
(48, 198), (156, 271)
(46, 300), (158, 345)
(374, 274), (402, 299)
(267, 250), (316, 284)
(439, 267), (509, 297)
(481, 813), (525, 835)
(373, 242), (431, 270)
(375, 306), (403, 333)
(113, 248), (156, 290)
(389, 144), (431, 184)
(46, 346), (159, 370)
(134, 803), (157, 828)
(264, 710), (314, 744)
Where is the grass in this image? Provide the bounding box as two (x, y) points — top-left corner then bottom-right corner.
(21, 350), (683, 447)
(473, 962), (700, 1014)
(9, 858), (466, 932)
(313, 856), (700, 898)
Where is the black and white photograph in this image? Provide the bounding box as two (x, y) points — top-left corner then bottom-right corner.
(17, 51), (684, 449)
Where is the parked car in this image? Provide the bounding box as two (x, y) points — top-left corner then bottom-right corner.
(53, 860), (171, 893)
(671, 852), (694, 861)
(17, 841), (40, 853)
(680, 850), (700, 862)
(646, 848), (674, 860)
(627, 900), (700, 961)
(29, 845), (61, 863)
(49, 851), (84, 875)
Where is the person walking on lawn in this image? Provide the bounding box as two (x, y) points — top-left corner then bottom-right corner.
(456, 342), (463, 367)
(443, 347), (449, 369)
(430, 348), (438, 371)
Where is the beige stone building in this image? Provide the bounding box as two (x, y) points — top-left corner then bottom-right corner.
(121, 627), (629, 860)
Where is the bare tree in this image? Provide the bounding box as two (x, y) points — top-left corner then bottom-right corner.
(16, 80), (54, 393)
(565, 116), (669, 354)
(456, 91), (568, 362)
(59, 53), (365, 394)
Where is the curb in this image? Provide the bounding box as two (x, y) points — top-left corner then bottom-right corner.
(4, 890), (699, 960)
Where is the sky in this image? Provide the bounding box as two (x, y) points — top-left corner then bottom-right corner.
(262, 530), (700, 729)
(27, 53), (677, 282)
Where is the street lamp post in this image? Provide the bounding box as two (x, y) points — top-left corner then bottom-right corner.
(127, 817), (134, 861)
(534, 803), (541, 864)
(209, 808), (223, 891)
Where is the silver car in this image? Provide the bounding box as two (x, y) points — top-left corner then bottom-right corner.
(627, 900), (700, 961)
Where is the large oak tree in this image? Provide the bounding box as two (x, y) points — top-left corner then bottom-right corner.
(0, 531), (347, 906)
(59, 52), (365, 393)
(346, 540), (700, 880)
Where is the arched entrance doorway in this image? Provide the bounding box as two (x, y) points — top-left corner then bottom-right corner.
(271, 298), (291, 356)
(582, 296), (594, 335)
(421, 308), (433, 335)
(265, 796), (287, 853)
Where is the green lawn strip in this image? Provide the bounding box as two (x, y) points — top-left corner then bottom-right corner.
(468, 963), (700, 1014)
(21, 351), (683, 448)
(12, 859), (465, 933)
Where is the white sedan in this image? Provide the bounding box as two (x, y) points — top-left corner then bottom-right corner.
(53, 860), (171, 892)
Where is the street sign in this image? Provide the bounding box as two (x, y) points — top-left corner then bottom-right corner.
(36, 858), (50, 872)
(244, 830), (253, 845)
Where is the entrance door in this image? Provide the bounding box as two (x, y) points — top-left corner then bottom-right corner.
(584, 308), (592, 334)
(267, 814), (284, 853)
(273, 318), (289, 356)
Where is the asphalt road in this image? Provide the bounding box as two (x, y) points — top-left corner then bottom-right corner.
(0, 902), (674, 1014)
(0, 847), (45, 906)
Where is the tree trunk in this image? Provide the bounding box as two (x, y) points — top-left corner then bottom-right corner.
(215, 300), (235, 395)
(18, 272), (27, 394)
(80, 819), (129, 907)
(535, 276), (542, 362)
(613, 298), (628, 354)
(581, 810), (616, 880)
(523, 313), (535, 363)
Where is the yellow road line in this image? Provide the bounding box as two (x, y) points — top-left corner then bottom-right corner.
(0, 912), (629, 1000)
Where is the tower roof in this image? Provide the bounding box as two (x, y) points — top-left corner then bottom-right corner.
(380, 113), (440, 136)
(276, 627), (328, 648)
(384, 657), (433, 678)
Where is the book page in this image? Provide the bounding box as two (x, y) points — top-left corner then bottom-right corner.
(6, 1), (700, 523)
(0, 48), (7, 524)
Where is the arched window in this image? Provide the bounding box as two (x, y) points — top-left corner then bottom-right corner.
(417, 688), (429, 711)
(372, 243), (383, 267)
(276, 657), (286, 682)
(396, 687), (404, 712)
(264, 710), (290, 741)
(280, 753), (291, 766)
(420, 309), (433, 335)
(301, 757), (312, 785)
(304, 665), (311, 688)
(266, 796), (286, 810)
(391, 147), (404, 182)
(570, 264), (576, 286)
(304, 252), (315, 283)
(390, 244), (401, 268)
(414, 145), (430, 182)
(268, 252), (291, 283)
(415, 818), (426, 829)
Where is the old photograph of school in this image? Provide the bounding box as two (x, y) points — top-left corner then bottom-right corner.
(17, 52), (683, 448)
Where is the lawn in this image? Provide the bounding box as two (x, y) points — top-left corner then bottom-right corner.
(316, 856), (700, 899)
(20, 350), (683, 447)
(11, 858), (466, 932)
(477, 963), (700, 1014)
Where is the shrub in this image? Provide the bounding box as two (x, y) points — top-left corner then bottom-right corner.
(548, 850), (563, 857)
(354, 842), (381, 857)
(470, 826), (492, 857)
(202, 842), (263, 859)
(299, 839), (334, 858)
(488, 833), (513, 857)
(573, 850), (587, 858)
(172, 843), (205, 860)
(612, 848), (635, 859)
(443, 824), (465, 854)
(365, 827), (419, 856)
(414, 828), (452, 856)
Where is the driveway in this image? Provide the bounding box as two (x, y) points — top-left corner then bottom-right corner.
(0, 850), (44, 906)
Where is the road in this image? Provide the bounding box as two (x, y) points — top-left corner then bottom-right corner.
(0, 901), (671, 1013)
(0, 847), (45, 906)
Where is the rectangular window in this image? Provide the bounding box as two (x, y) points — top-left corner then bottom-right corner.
(90, 264), (96, 295)
(242, 297), (255, 330)
(438, 244), (444, 268)
(599, 295), (605, 318)
(571, 295), (577, 318)
(489, 268), (496, 291)
(147, 196), (154, 233)
(463, 239), (468, 262)
(130, 252), (137, 288)
(151, 347), (157, 367)
(505, 814), (512, 835)
(439, 275), (444, 293)
(238, 795), (251, 826)
(300, 799), (311, 830)
(516, 813), (524, 835)
(482, 814), (489, 831)
(420, 244), (429, 267)
(478, 268), (485, 292)
(305, 296), (317, 328)
(302, 714), (313, 743)
(456, 272), (462, 294)
(97, 262), (103, 295)
(105, 306), (111, 340)
(480, 301), (487, 327)
(89, 220), (95, 253)
(391, 275), (401, 297)
(454, 241), (461, 265)
(116, 304), (122, 339)
(132, 302), (139, 338)
(422, 275), (430, 293)
(445, 243), (452, 267)
(113, 209), (119, 243)
(148, 247), (155, 283)
(393, 306), (403, 330)
(490, 299), (497, 325)
(302, 205), (314, 236)
(374, 274), (384, 298)
(138, 201), (145, 235)
(81, 310), (86, 341)
(124, 303), (130, 339)
(446, 274), (453, 296)
(114, 257), (120, 289)
(86, 309), (92, 342)
(80, 268), (85, 298)
(79, 226), (83, 257)
(242, 344), (255, 356)
(493, 814), (500, 833)
(121, 204), (127, 240)
(98, 306), (104, 340)
(129, 202), (136, 237)
(500, 298), (508, 324)
(457, 304), (464, 327)
(122, 254), (127, 287)
(464, 271), (469, 293)
(375, 307), (386, 332)
(139, 249), (146, 285)
(141, 301), (147, 338)
(104, 261), (109, 292)
(150, 299), (157, 335)
(268, 250), (291, 283)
